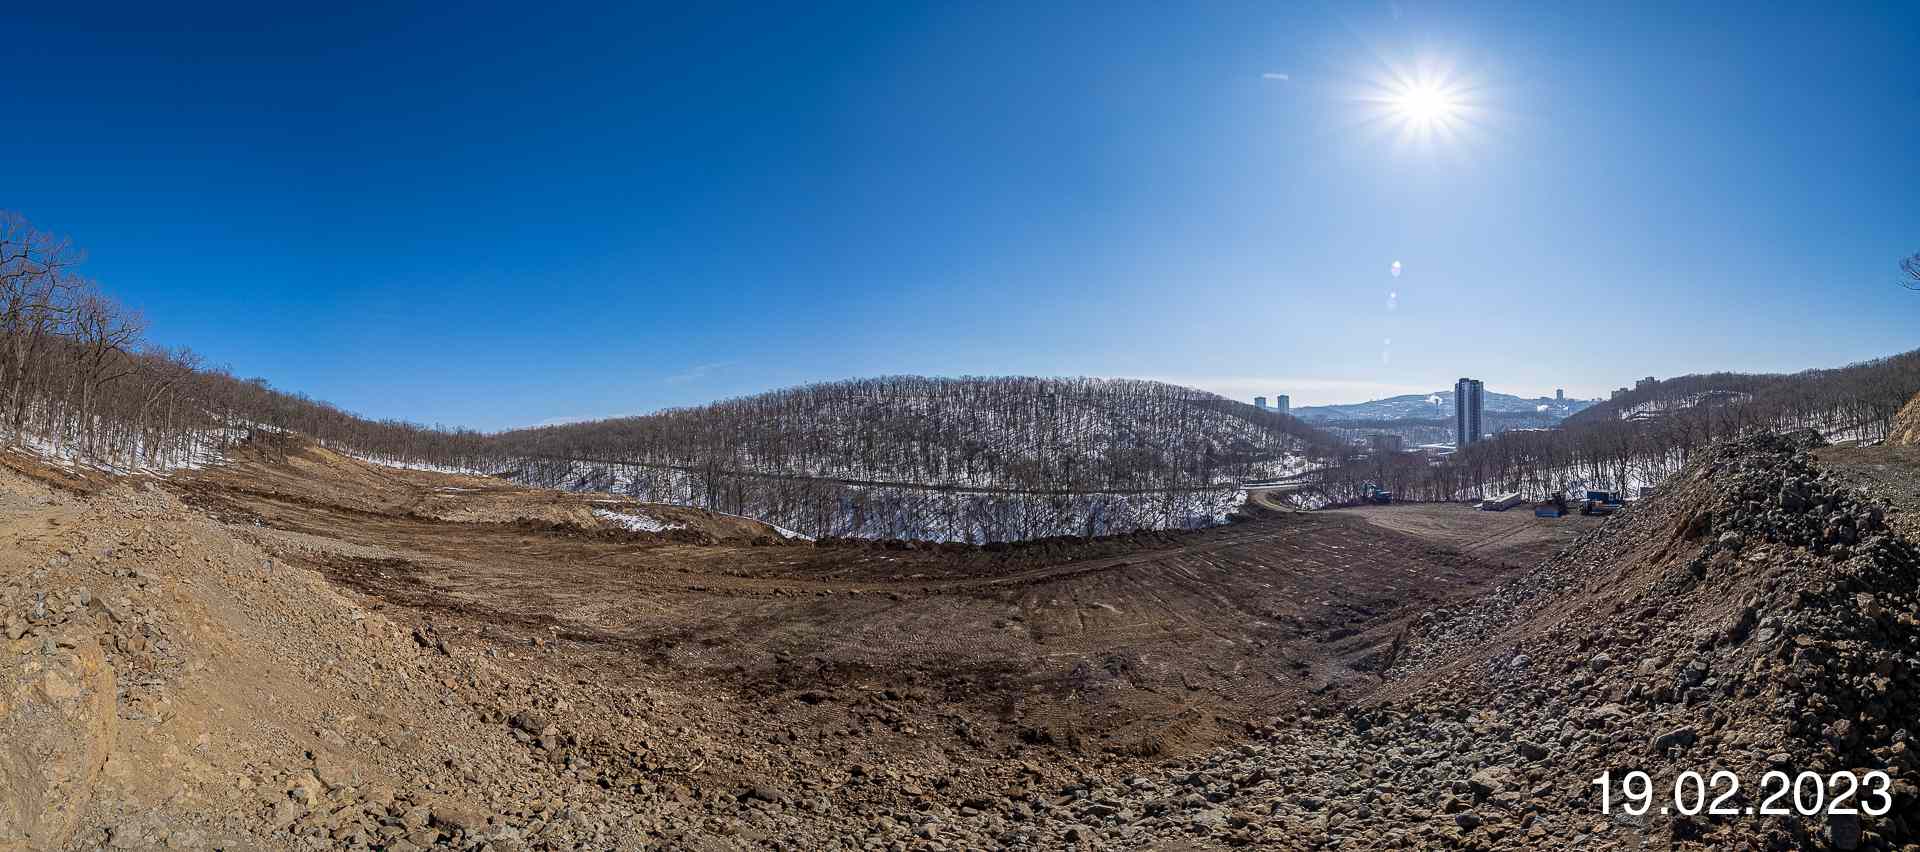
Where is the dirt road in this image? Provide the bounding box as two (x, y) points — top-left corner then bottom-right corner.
(1816, 443), (1920, 538)
(1328, 501), (1604, 567)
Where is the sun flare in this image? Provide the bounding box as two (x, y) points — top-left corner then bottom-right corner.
(1350, 59), (1486, 152)
(1391, 82), (1460, 126)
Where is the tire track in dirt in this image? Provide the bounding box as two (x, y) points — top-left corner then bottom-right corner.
(173, 444), (1553, 760)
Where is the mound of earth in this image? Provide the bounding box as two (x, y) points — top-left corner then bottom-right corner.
(1891, 391), (1920, 447)
(179, 436), (792, 545)
(0, 449), (827, 851)
(998, 430), (1920, 849)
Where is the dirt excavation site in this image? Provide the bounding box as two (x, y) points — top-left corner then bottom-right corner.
(3, 434), (1919, 851)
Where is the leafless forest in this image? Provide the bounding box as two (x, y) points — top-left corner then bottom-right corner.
(460, 377), (1342, 539)
(494, 376), (1335, 485)
(8, 211), (1918, 538)
(0, 213), (504, 472)
(3, 214), (1343, 539)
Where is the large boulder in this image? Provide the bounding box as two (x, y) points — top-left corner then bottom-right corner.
(0, 625), (116, 852)
(1891, 390), (1920, 446)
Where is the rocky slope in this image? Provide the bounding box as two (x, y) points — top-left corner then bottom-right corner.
(1005, 431), (1919, 849)
(4, 428), (1915, 850)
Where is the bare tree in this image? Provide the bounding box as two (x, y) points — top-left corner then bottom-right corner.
(0, 214), (84, 437)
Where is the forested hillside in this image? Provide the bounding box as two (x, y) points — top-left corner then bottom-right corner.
(452, 377), (1339, 540)
(11, 208), (1915, 541)
(0, 213), (491, 474)
(488, 377), (1333, 488)
(1, 214), (1337, 541)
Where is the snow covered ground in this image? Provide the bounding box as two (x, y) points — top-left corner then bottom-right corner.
(342, 452), (490, 476)
(589, 507), (685, 533)
(11, 424), (243, 476)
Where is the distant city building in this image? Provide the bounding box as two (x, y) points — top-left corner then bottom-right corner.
(1275, 394), (1290, 415)
(1454, 378), (1484, 447)
(1636, 376), (1657, 390)
(1254, 396), (1267, 410)
(1556, 388), (1565, 402)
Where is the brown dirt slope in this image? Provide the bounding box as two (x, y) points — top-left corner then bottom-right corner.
(0, 435), (1566, 850)
(1384, 429), (1920, 850)
(181, 437), (792, 544)
(984, 429), (1920, 849)
(1890, 390), (1920, 446)
(1045, 430), (1920, 850)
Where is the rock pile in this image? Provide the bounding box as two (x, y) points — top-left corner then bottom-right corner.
(6, 426), (1918, 850)
(1005, 430), (1920, 849)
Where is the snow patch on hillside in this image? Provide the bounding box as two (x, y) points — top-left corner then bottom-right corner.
(344, 452), (492, 476)
(590, 507), (685, 533)
(1616, 390), (1752, 421)
(11, 424), (243, 476)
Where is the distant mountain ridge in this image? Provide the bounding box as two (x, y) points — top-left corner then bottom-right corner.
(1293, 390), (1596, 422)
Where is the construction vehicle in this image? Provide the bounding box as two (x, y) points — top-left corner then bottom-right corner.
(1581, 489), (1625, 516)
(1534, 493), (1569, 518)
(1360, 484), (1393, 505)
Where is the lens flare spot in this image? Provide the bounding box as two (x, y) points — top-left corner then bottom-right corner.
(1390, 260), (1402, 278)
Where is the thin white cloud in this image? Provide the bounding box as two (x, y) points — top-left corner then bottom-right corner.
(521, 411), (647, 428)
(1262, 72), (1291, 81)
(1141, 374), (1436, 408)
(664, 361), (735, 385)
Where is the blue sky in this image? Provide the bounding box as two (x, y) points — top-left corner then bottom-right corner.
(3, 1), (1914, 429)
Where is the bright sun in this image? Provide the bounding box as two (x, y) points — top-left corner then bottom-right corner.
(1392, 82), (1459, 125)
(1350, 59), (1490, 152)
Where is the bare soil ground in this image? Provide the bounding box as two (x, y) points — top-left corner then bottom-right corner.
(1817, 443), (1920, 537)
(1329, 502), (1605, 568)
(1887, 390), (1920, 446)
(0, 437), (1616, 850)
(175, 442), (1541, 761)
